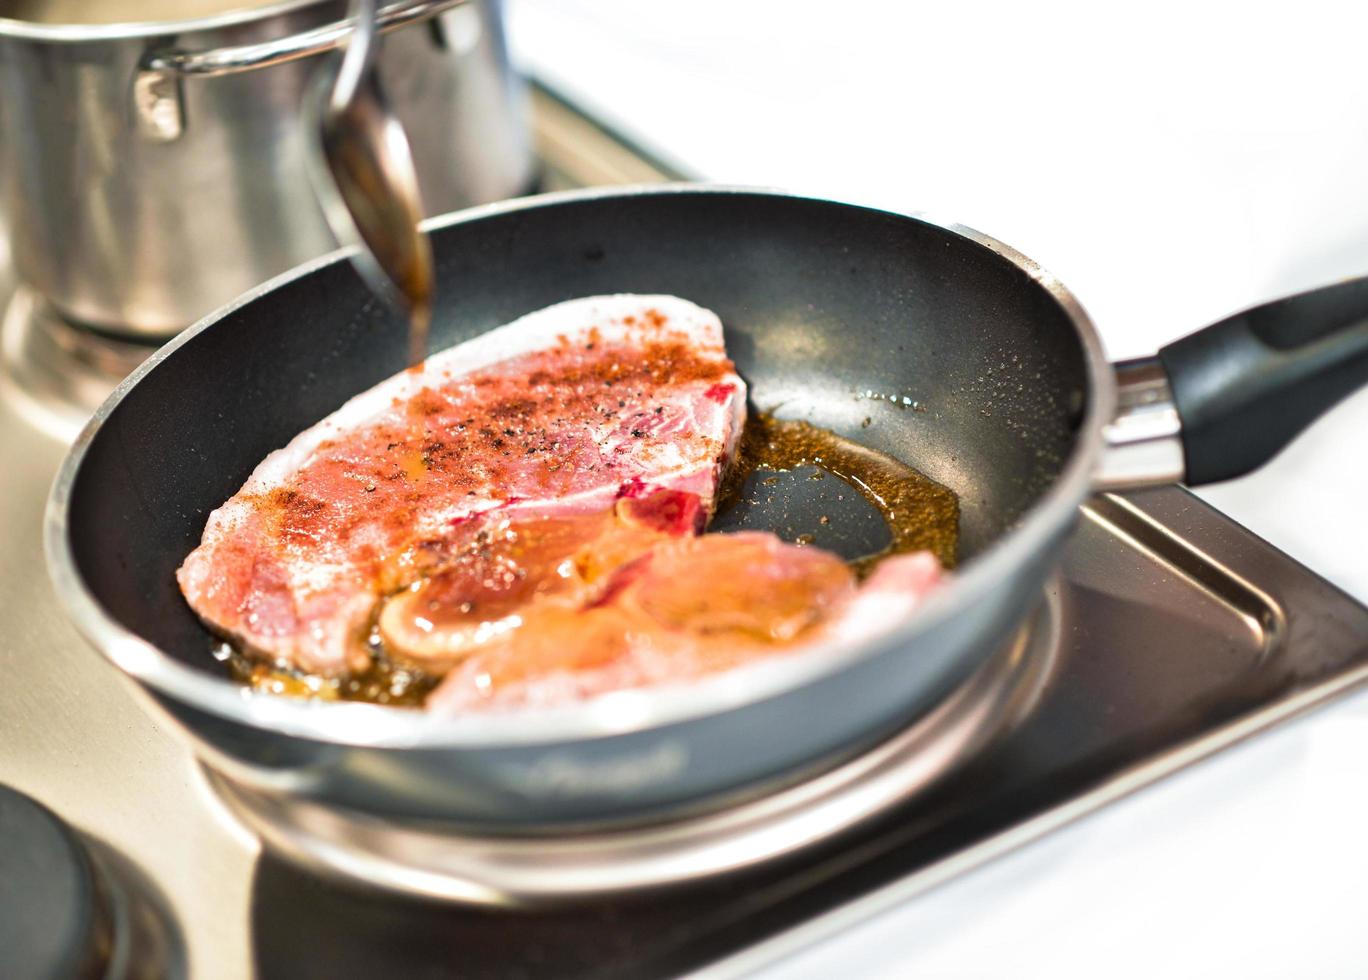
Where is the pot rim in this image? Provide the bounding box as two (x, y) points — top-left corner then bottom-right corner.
(44, 183), (1116, 749)
(0, 0), (372, 43)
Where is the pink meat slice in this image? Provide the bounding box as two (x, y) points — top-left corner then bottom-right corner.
(176, 295), (747, 675)
(424, 541), (944, 713)
(376, 490), (709, 672)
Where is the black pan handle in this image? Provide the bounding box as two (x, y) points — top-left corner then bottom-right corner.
(1156, 276), (1368, 485)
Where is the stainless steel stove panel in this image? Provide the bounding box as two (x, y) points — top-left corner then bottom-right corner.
(214, 487), (1368, 979)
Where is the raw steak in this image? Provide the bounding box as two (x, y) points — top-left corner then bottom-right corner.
(177, 295), (747, 675)
(377, 489), (707, 670)
(423, 543), (944, 712)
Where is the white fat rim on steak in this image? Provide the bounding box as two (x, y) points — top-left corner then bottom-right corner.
(242, 294), (745, 499)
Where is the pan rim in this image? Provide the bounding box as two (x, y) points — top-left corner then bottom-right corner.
(44, 183), (1115, 749)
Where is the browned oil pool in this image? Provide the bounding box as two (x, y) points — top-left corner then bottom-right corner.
(717, 413), (959, 574)
(219, 628), (439, 708)
(224, 412), (959, 705)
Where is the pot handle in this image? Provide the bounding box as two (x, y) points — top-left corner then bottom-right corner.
(133, 0), (467, 141)
(1153, 276), (1368, 486)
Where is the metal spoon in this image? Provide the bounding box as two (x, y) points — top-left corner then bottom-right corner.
(309, 0), (434, 365)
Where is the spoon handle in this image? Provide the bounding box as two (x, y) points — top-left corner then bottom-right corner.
(332, 0), (379, 110)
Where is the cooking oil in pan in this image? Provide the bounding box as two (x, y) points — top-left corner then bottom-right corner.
(717, 413), (959, 574)
(218, 632), (439, 708)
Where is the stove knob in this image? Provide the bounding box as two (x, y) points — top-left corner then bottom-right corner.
(0, 784), (183, 979)
(0, 784), (115, 979)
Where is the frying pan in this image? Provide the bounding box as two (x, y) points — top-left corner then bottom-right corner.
(45, 185), (1368, 836)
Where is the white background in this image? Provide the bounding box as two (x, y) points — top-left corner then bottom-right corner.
(507, 3), (1368, 976)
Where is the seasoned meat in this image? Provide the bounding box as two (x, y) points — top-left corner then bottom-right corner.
(177, 295), (746, 675)
(377, 490), (706, 671)
(423, 544), (944, 712)
(180, 292), (949, 711)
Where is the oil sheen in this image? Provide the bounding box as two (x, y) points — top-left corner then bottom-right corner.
(222, 629), (439, 708)
(718, 413), (959, 574)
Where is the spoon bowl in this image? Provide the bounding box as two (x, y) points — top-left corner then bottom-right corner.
(309, 0), (434, 363)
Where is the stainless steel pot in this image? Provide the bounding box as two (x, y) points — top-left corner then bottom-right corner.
(0, 0), (533, 337)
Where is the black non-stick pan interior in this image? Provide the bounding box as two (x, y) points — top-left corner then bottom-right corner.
(69, 191), (1089, 676)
